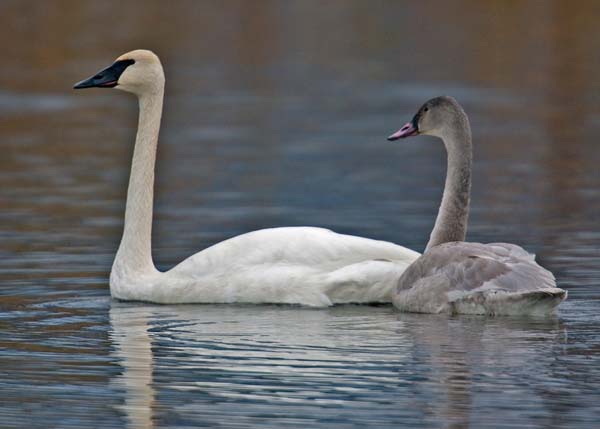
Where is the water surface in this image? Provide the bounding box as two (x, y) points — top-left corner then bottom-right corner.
(1, 1), (599, 428)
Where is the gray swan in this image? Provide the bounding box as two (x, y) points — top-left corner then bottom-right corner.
(387, 96), (566, 316)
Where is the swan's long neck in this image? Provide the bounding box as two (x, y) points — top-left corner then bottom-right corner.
(425, 118), (472, 251)
(114, 87), (164, 273)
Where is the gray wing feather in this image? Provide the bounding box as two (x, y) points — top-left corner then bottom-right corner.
(397, 241), (556, 294)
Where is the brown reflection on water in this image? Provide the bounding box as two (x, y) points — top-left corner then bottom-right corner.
(542, 1), (597, 217)
(0, 1), (595, 85)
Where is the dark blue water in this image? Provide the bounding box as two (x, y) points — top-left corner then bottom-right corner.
(1, 1), (599, 428)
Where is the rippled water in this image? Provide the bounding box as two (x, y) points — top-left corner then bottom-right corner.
(1, 1), (599, 428)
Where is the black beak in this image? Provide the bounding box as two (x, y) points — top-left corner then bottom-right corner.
(73, 59), (135, 89)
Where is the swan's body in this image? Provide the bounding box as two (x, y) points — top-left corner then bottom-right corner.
(394, 241), (565, 315)
(112, 226), (418, 306)
(387, 96), (566, 315)
(74, 50), (418, 306)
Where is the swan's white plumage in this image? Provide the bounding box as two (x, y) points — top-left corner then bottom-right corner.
(76, 49), (420, 306)
(111, 227), (419, 306)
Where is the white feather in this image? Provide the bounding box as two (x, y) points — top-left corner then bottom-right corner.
(111, 227), (419, 306)
(77, 50), (421, 307)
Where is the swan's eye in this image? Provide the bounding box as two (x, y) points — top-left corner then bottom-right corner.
(424, 107), (429, 112)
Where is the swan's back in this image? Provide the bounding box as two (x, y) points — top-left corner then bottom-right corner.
(172, 227), (418, 274)
(393, 242), (566, 315)
(112, 227), (420, 306)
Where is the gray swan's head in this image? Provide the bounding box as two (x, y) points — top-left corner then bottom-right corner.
(74, 49), (164, 96)
(388, 96), (468, 140)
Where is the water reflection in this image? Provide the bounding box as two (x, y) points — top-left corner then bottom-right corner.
(109, 302), (571, 428)
(110, 304), (155, 429)
(399, 313), (566, 429)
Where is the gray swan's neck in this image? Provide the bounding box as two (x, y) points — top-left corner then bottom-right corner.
(425, 119), (472, 251)
(114, 88), (164, 273)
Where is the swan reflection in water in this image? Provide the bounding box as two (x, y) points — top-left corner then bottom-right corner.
(109, 303), (565, 428)
(396, 313), (566, 428)
(110, 304), (156, 429)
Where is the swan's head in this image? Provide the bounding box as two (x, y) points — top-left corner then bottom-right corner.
(73, 49), (164, 96)
(387, 96), (466, 140)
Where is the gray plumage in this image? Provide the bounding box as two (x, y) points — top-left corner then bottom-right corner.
(394, 242), (565, 315)
(388, 96), (567, 315)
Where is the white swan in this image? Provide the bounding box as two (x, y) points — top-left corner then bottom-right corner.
(73, 50), (419, 306)
(387, 96), (566, 316)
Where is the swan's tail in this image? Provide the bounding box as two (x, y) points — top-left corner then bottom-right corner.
(448, 287), (567, 316)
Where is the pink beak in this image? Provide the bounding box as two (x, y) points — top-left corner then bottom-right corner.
(387, 122), (418, 141)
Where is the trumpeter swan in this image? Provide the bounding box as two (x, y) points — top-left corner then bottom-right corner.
(74, 50), (419, 306)
(387, 96), (566, 316)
